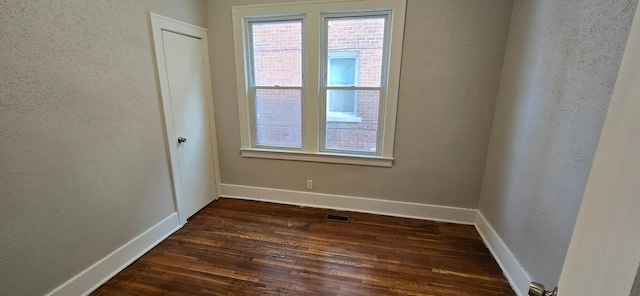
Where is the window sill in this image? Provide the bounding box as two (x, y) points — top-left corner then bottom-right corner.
(240, 148), (393, 167)
(327, 112), (361, 123)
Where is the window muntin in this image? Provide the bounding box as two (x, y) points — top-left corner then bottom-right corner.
(232, 0), (406, 167)
(248, 19), (303, 149)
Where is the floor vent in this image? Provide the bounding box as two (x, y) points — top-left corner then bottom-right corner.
(325, 214), (350, 222)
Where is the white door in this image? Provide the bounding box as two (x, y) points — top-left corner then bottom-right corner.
(155, 24), (218, 223)
(151, 14), (220, 226)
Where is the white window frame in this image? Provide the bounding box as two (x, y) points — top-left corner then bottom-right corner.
(232, 0), (406, 167)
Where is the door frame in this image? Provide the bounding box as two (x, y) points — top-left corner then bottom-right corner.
(149, 13), (221, 226)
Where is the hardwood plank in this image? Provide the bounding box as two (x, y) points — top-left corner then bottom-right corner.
(92, 198), (515, 295)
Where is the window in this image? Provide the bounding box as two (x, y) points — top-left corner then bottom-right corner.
(327, 52), (359, 122)
(232, 0), (406, 167)
(250, 20), (303, 148)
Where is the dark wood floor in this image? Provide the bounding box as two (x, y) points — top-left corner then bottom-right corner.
(92, 198), (514, 295)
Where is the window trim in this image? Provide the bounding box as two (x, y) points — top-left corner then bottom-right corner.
(232, 0), (406, 167)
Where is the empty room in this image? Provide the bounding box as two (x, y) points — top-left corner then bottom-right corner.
(2, 0), (640, 295)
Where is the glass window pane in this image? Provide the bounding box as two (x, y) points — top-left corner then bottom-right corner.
(251, 20), (302, 87)
(255, 89), (302, 148)
(329, 57), (356, 86)
(327, 17), (386, 87)
(327, 89), (356, 114)
(325, 90), (380, 152)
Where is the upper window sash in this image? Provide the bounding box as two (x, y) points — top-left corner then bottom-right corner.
(246, 17), (305, 88)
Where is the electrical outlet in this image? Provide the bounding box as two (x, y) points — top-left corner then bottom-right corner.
(306, 180), (313, 190)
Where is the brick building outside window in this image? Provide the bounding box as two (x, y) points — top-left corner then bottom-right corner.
(252, 17), (385, 152)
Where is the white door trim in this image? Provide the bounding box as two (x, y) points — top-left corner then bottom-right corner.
(149, 13), (221, 225)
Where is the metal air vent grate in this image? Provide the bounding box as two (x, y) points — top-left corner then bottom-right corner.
(325, 214), (350, 222)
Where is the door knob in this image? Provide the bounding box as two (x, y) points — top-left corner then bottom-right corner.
(177, 137), (187, 143)
(529, 282), (557, 296)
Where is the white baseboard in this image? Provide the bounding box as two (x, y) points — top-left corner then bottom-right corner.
(220, 184), (477, 225)
(43, 187), (529, 296)
(475, 211), (531, 296)
(45, 213), (181, 296)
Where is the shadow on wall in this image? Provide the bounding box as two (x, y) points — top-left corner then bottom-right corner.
(632, 264), (640, 296)
(479, 0), (639, 289)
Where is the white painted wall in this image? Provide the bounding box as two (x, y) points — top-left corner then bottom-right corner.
(558, 3), (640, 294)
(478, 0), (638, 289)
(0, 1), (204, 295)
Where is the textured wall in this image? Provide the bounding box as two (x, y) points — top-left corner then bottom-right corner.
(205, 0), (513, 208)
(0, 1), (204, 295)
(478, 0), (638, 288)
(558, 4), (640, 293)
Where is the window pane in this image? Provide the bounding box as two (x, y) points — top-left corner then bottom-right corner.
(329, 57), (356, 86)
(251, 20), (302, 87)
(327, 89), (356, 114)
(327, 17), (385, 87)
(255, 89), (302, 148)
(325, 90), (380, 152)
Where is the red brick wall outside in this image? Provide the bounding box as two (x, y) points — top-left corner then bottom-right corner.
(251, 18), (385, 152)
(252, 21), (303, 148)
